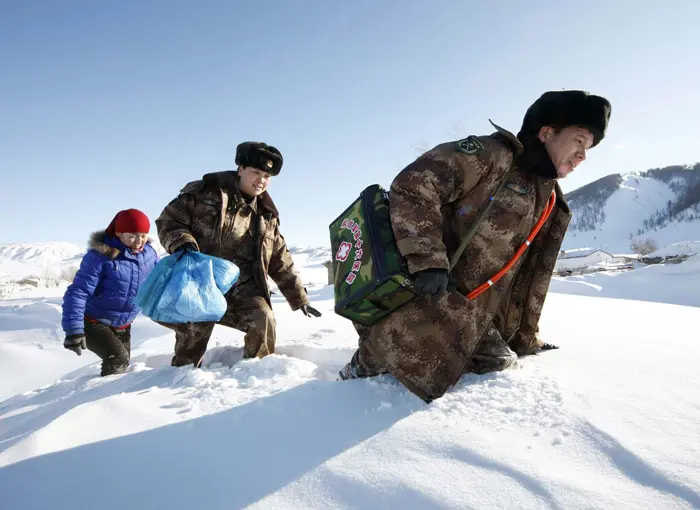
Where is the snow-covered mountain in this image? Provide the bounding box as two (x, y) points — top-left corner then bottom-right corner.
(0, 239), (328, 301)
(0, 240), (322, 274)
(0, 242), (83, 265)
(563, 163), (700, 253)
(0, 242), (84, 283)
(0, 238), (168, 284)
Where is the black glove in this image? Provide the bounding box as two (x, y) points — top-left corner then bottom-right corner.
(413, 269), (450, 297)
(300, 304), (322, 317)
(64, 334), (87, 356)
(174, 242), (198, 260)
(175, 242), (198, 254)
(540, 343), (559, 351)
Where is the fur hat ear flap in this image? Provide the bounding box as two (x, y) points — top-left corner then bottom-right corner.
(235, 142), (283, 176)
(519, 90), (611, 147)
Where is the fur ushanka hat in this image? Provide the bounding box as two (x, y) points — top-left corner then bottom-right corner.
(235, 142), (283, 176)
(518, 90), (611, 147)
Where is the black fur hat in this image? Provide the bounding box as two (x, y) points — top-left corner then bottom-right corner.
(518, 90), (611, 147)
(235, 142), (283, 176)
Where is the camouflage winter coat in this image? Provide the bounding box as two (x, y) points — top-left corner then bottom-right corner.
(155, 171), (308, 310)
(362, 122), (572, 402)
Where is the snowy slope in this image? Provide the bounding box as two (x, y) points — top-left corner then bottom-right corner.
(1, 253), (700, 509)
(289, 245), (332, 268)
(563, 174), (700, 252)
(0, 293), (99, 401)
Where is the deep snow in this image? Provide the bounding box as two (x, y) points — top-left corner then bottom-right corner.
(0, 251), (699, 509)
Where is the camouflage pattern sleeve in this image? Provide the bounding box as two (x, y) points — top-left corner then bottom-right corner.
(267, 223), (309, 310)
(389, 144), (491, 275)
(156, 192), (200, 254)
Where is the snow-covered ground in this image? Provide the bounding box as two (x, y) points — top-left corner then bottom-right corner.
(550, 253), (700, 308)
(646, 240), (700, 259)
(1, 249), (699, 509)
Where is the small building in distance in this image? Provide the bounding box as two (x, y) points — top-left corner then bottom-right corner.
(555, 248), (614, 274)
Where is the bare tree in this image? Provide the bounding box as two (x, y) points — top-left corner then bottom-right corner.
(60, 265), (79, 282)
(630, 237), (659, 255)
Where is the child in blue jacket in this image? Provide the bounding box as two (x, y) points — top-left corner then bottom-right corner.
(62, 209), (159, 375)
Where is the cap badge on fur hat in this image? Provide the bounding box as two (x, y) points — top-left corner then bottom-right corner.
(235, 142), (283, 176)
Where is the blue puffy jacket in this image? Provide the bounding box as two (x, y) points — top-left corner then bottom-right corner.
(62, 231), (160, 335)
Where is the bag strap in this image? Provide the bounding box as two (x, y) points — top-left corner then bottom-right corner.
(448, 170), (512, 271)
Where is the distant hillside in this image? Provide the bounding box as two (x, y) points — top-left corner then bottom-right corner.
(562, 163), (700, 253)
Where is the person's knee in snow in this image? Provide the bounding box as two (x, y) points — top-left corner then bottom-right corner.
(102, 348), (130, 376)
(171, 322), (216, 367)
(241, 305), (276, 358)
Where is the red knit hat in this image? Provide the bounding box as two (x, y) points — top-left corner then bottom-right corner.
(106, 209), (151, 237)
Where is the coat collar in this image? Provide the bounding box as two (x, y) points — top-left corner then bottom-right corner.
(88, 231), (153, 260)
(488, 119), (524, 157)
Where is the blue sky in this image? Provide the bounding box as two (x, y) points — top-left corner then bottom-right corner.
(2, 0), (699, 248)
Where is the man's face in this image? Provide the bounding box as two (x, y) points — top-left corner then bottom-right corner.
(238, 166), (271, 196)
(538, 126), (594, 179)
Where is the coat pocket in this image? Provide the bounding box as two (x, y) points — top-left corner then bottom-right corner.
(490, 186), (531, 222)
(194, 199), (221, 219)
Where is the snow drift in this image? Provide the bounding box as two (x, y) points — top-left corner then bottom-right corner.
(0, 245), (699, 509)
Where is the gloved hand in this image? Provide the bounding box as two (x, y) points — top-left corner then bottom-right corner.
(413, 268), (450, 297)
(64, 334), (87, 356)
(300, 304), (322, 317)
(175, 242), (198, 254)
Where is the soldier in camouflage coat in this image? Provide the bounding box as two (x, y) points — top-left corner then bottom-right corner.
(156, 142), (321, 367)
(339, 90), (612, 403)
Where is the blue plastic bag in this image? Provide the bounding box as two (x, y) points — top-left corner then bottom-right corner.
(135, 252), (239, 323)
